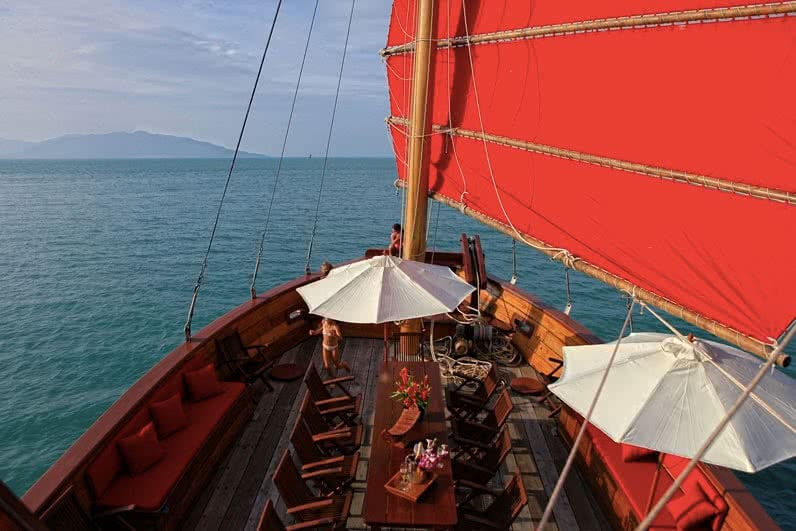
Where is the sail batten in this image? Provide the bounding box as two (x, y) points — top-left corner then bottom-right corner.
(385, 0), (796, 347)
(387, 117), (796, 205)
(382, 2), (796, 57)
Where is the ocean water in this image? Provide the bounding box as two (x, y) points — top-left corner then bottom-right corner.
(0, 158), (792, 526)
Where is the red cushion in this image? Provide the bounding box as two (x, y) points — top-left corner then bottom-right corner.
(585, 424), (676, 528)
(668, 488), (718, 531)
(622, 443), (659, 463)
(184, 364), (223, 401)
(96, 382), (245, 511)
(149, 393), (189, 438)
(116, 423), (165, 475)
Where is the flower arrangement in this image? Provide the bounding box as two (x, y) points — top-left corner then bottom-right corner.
(390, 367), (431, 412)
(413, 438), (449, 472)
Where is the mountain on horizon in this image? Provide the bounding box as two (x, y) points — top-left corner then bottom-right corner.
(0, 131), (267, 159)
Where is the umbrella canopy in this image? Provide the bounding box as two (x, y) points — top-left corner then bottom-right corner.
(549, 332), (796, 472)
(296, 255), (475, 324)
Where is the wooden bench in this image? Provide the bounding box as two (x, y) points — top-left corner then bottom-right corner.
(84, 356), (253, 530)
(562, 410), (728, 530)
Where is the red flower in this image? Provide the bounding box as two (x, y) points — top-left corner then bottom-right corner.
(400, 367), (409, 385)
(403, 397), (413, 408)
(420, 388), (428, 401)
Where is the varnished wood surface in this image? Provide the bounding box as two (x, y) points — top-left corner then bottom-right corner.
(181, 337), (613, 531)
(363, 361), (456, 528)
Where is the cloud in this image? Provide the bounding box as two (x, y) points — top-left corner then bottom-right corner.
(0, 0), (395, 156)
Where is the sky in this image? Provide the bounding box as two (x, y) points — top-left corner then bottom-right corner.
(0, 0), (396, 156)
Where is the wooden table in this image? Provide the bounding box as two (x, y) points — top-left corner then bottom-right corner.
(364, 361), (457, 529)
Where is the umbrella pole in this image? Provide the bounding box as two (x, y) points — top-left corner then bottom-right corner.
(383, 323), (389, 364)
(645, 453), (664, 515)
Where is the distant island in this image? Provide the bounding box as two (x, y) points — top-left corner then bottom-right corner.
(0, 131), (267, 159)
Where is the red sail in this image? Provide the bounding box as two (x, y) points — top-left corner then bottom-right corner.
(385, 1), (796, 344)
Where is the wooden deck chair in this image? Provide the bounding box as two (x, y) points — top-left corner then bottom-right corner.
(290, 417), (359, 494)
(257, 499), (336, 531)
(455, 472), (528, 530)
(390, 331), (425, 362)
(215, 330), (275, 392)
(450, 389), (513, 449)
(532, 356), (565, 418)
(272, 450), (352, 530)
(452, 426), (512, 486)
(303, 365), (361, 426)
(446, 363), (503, 420)
(299, 397), (362, 455)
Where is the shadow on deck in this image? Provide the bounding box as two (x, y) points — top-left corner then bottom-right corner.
(181, 337), (611, 531)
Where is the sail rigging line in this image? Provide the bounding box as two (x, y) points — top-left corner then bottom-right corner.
(458, 0), (581, 270)
(387, 117), (796, 205)
(537, 298), (637, 531)
(250, 0), (320, 299)
(183, 0), (283, 342)
(637, 322), (796, 531)
(563, 267), (573, 316)
(304, 0), (356, 275)
(381, 2), (796, 57)
(429, 198), (441, 264)
(415, 185), (791, 366)
(510, 239), (518, 285)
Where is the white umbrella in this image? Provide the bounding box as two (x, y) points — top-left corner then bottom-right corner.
(297, 255), (475, 323)
(549, 332), (796, 473)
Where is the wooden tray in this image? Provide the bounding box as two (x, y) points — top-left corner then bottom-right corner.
(384, 470), (438, 503)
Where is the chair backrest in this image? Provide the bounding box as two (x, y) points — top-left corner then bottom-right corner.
(485, 472), (528, 526)
(216, 331), (246, 366)
(290, 415), (324, 464)
(273, 450), (315, 509)
(483, 427), (513, 471)
(479, 363), (499, 399)
(256, 499), (286, 531)
(304, 364), (332, 402)
(300, 395), (332, 434)
(488, 389), (514, 428)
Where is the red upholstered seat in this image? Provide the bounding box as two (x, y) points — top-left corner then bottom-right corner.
(585, 424), (677, 529)
(94, 381), (244, 511)
(583, 422), (728, 531)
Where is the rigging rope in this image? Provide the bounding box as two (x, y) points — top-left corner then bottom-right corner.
(184, 0), (283, 341)
(250, 0), (320, 298)
(537, 298), (636, 531)
(563, 267), (573, 315)
(510, 239), (518, 285)
(636, 322), (796, 530)
(304, 0), (356, 275)
(459, 0), (579, 269)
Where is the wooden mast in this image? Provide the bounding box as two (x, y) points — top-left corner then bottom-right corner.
(400, 0), (435, 356)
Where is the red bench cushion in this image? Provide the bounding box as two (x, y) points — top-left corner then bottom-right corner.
(150, 393), (189, 438)
(95, 381), (244, 511)
(586, 424), (677, 528)
(117, 423), (165, 475)
(668, 486), (718, 531)
(184, 364), (223, 401)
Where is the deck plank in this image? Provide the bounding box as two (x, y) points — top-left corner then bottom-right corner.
(181, 338), (611, 531)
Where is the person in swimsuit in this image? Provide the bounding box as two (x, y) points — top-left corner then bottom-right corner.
(388, 223), (402, 256)
(309, 317), (350, 376)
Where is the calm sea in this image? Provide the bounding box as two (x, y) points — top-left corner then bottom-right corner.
(0, 158), (792, 526)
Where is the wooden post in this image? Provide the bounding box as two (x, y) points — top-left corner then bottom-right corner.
(400, 0), (435, 356)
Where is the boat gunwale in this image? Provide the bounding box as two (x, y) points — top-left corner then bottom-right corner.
(22, 268), (329, 514)
(492, 276), (781, 531)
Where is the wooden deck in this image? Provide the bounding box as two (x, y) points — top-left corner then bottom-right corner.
(182, 337), (612, 531)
